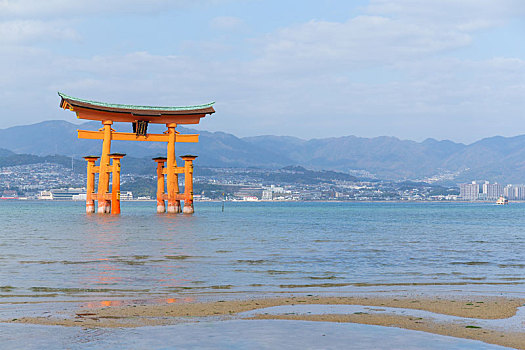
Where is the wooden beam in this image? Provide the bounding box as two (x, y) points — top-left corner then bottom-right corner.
(78, 130), (199, 143)
(162, 167), (185, 175)
(162, 193), (186, 201)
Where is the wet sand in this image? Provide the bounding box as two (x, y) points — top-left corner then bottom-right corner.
(5, 295), (525, 349)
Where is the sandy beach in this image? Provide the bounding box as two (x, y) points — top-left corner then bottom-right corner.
(6, 295), (525, 349)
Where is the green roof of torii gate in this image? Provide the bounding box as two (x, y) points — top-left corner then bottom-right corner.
(58, 92), (215, 112)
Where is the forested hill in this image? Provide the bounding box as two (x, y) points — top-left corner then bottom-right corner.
(1, 120), (525, 183)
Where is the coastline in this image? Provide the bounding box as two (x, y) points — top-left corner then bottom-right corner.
(5, 294), (525, 349)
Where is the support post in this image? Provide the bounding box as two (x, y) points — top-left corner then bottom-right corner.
(180, 155), (197, 214)
(109, 153), (125, 215)
(153, 157), (167, 213)
(97, 120), (113, 214)
(166, 123), (181, 213)
(83, 156), (99, 213)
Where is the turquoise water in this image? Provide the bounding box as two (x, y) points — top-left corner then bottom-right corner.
(0, 201), (524, 301)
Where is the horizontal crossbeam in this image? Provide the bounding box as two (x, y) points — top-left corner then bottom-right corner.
(91, 192), (189, 201)
(162, 193), (189, 201)
(162, 167), (185, 175)
(78, 130), (199, 143)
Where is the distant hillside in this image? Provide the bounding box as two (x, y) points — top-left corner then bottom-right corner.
(0, 121), (292, 168)
(0, 153), (83, 173)
(2, 120), (525, 183)
(0, 148), (15, 157)
(243, 135), (467, 180)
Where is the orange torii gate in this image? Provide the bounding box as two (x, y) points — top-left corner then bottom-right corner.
(58, 92), (215, 215)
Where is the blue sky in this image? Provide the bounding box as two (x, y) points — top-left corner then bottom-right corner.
(1, 0), (524, 143)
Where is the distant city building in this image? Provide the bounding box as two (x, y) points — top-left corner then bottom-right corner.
(72, 194), (87, 201)
(120, 191), (133, 201)
(270, 185), (285, 194)
(38, 190), (53, 200)
(36, 188), (86, 200)
(50, 188), (86, 200)
(1, 190), (18, 199)
(504, 184), (525, 200)
(262, 189), (273, 201)
(459, 181), (479, 200)
(482, 181), (503, 200)
(234, 187), (263, 200)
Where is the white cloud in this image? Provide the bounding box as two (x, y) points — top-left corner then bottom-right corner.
(0, 0), (190, 18)
(251, 15), (471, 76)
(3, 47), (520, 142)
(366, 0), (525, 23)
(1, 0), (525, 143)
(0, 20), (78, 43)
(0, 0), (240, 44)
(249, 0), (525, 77)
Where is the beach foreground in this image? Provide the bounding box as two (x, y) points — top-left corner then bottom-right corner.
(1, 201), (524, 348)
(5, 295), (525, 349)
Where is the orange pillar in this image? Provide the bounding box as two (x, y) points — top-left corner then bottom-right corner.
(83, 156), (99, 214)
(97, 120), (113, 214)
(110, 153), (125, 215)
(166, 123), (181, 213)
(153, 157), (167, 213)
(180, 155), (197, 214)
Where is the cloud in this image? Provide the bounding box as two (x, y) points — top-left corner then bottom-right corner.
(0, 0), (240, 44)
(0, 20), (78, 43)
(366, 0), (525, 23)
(0, 0), (192, 18)
(1, 0), (525, 143)
(253, 15), (472, 75)
(3, 47), (520, 143)
(250, 0), (525, 76)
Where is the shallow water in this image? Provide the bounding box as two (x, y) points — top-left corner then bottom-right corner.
(0, 320), (512, 349)
(0, 201), (524, 301)
(241, 304), (525, 332)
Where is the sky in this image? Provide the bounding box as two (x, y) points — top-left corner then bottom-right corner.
(1, 0), (524, 143)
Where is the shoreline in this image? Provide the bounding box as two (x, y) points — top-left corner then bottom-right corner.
(4, 294), (524, 349)
(6, 199), (525, 203)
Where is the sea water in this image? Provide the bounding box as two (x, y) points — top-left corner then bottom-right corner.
(0, 201), (523, 349)
(0, 201), (524, 301)
(0, 321), (511, 350)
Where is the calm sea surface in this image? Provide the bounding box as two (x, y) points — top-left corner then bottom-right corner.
(0, 201), (524, 302)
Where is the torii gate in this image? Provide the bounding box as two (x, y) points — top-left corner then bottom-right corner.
(58, 92), (215, 215)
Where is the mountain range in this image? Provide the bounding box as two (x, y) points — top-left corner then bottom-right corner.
(1, 120), (525, 184)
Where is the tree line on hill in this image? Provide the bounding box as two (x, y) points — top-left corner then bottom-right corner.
(2, 120), (525, 184)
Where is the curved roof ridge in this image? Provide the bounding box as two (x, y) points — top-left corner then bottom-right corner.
(58, 92), (215, 112)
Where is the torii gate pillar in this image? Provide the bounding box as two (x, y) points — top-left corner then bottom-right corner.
(166, 123), (181, 214)
(181, 155), (197, 214)
(97, 120), (113, 214)
(153, 157), (167, 213)
(83, 156), (99, 213)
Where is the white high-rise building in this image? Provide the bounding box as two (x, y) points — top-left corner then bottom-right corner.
(504, 185), (514, 199)
(262, 189), (273, 201)
(459, 181), (479, 200)
(482, 182), (503, 200)
(505, 185), (525, 200)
